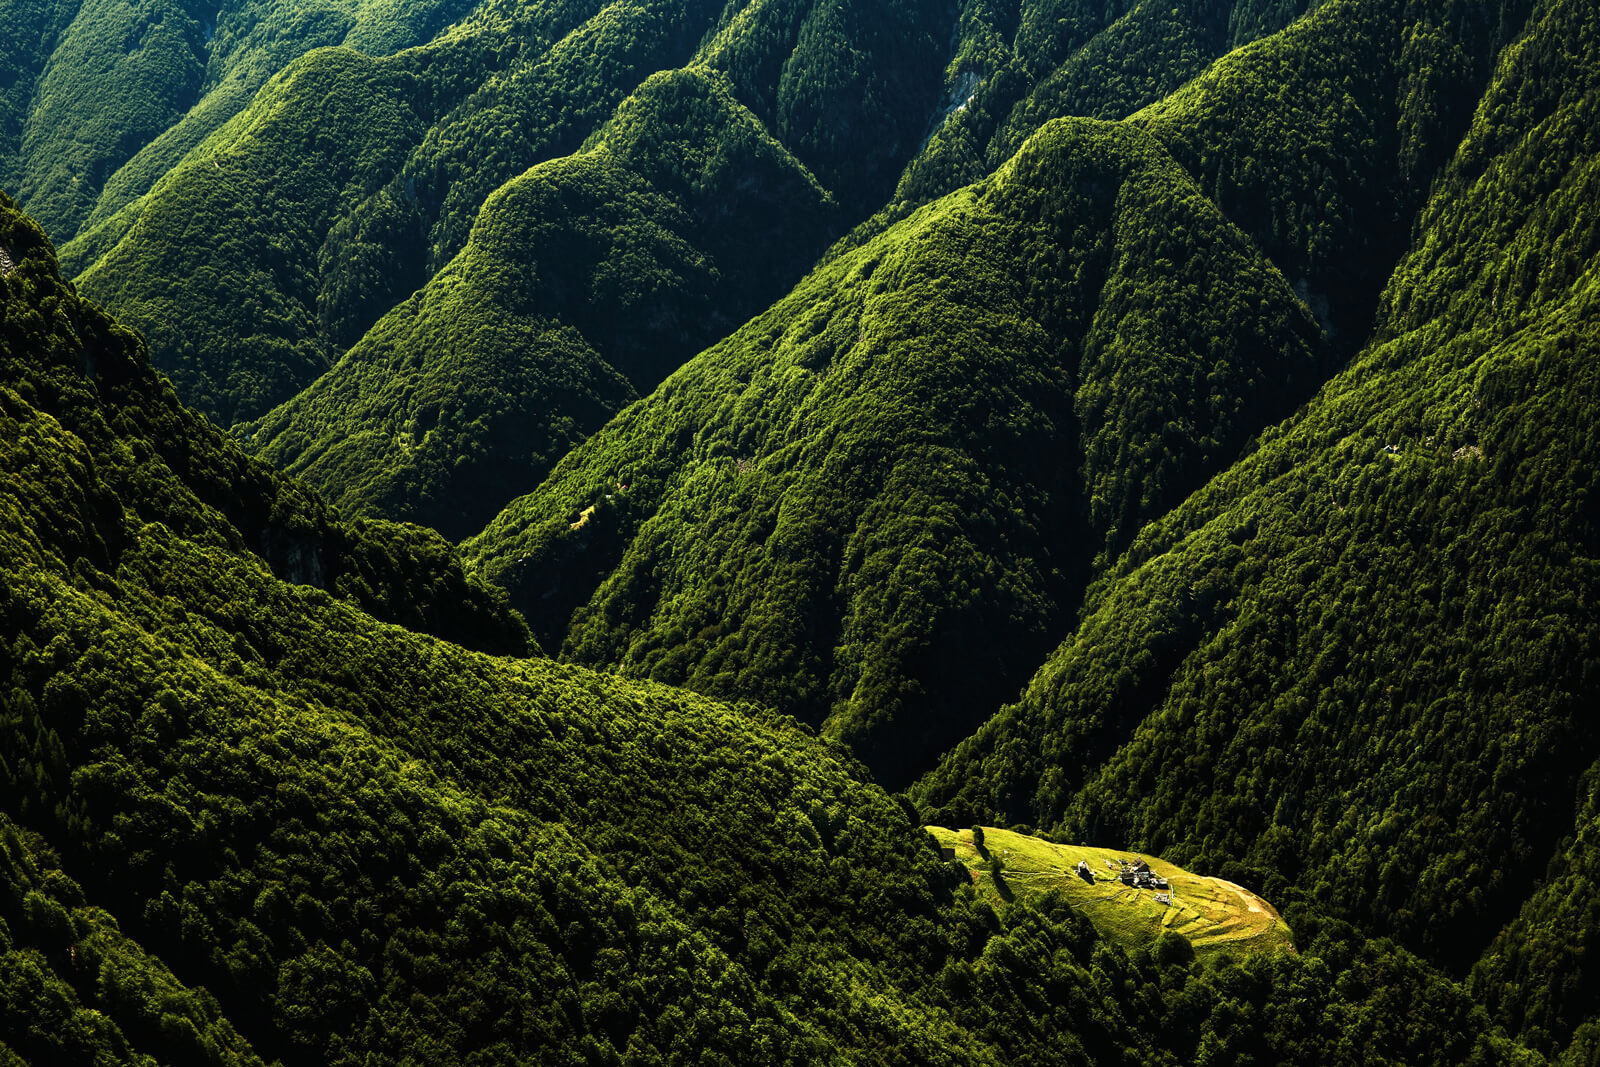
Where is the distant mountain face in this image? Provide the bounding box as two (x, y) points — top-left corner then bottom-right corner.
(463, 113), (1330, 789)
(0, 0), (1385, 517)
(0, 0), (480, 243)
(238, 65), (841, 540)
(38, 0), (947, 431)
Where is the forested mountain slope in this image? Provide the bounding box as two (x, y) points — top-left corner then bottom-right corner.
(56, 0), (946, 429)
(461, 0), (1534, 791)
(0, 194), (1542, 1067)
(67, 48), (437, 426)
(465, 114), (1328, 789)
(0, 0), (477, 243)
(893, 0), (1534, 352)
(915, 0), (1600, 1057)
(21, 0), (1511, 558)
(894, 0), (1318, 210)
(8, 0), (1533, 467)
(0, 196), (527, 657)
(241, 66), (838, 540)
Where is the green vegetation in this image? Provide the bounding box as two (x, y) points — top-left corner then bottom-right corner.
(60, 0), (736, 422)
(0, 813), (269, 1066)
(916, 1), (1600, 1058)
(5, 0), (1600, 1059)
(466, 113), (1326, 789)
(0, 193), (530, 657)
(6, 0), (478, 243)
(49, 0), (950, 440)
(242, 65), (838, 539)
(990, 0), (1236, 163)
(1, 191), (1546, 1065)
(1132, 0), (1535, 348)
(0, 0), (80, 200)
(13, 0), (209, 240)
(891, 0), (1319, 215)
(71, 48), (428, 424)
(927, 826), (1295, 959)
(458, 0), (1540, 796)
(886, 0), (1535, 371)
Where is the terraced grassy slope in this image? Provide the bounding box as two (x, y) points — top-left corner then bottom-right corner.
(927, 826), (1294, 959)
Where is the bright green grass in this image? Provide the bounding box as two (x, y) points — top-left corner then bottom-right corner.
(927, 826), (1294, 960)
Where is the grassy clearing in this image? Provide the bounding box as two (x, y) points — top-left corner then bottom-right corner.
(927, 826), (1294, 960)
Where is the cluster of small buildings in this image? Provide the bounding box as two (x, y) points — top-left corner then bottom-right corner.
(1075, 857), (1173, 895)
(1112, 858), (1169, 891)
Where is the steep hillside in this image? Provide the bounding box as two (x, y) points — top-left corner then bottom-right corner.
(0, 195), (528, 656)
(6, 0), (1599, 1059)
(460, 0), (1541, 793)
(916, 0), (1600, 1055)
(60, 0), (946, 426)
(888, 0), (1320, 214)
(0, 0), (79, 200)
(465, 115), (1327, 788)
(61, 0), (730, 422)
(896, 0), (1530, 352)
(4, 0), (476, 242)
(0, 194), (1536, 1066)
(242, 66), (838, 540)
(68, 48), (432, 425)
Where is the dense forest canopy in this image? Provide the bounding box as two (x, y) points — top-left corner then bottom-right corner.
(1, 189), (1553, 1065)
(464, 113), (1330, 788)
(2, 0), (1599, 1061)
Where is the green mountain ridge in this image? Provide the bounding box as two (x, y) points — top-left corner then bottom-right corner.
(885, 0), (1325, 236)
(55, 0), (949, 429)
(68, 47), (431, 425)
(462, 0), (1524, 790)
(240, 65), (839, 540)
(3, 0), (478, 242)
(464, 112), (1328, 789)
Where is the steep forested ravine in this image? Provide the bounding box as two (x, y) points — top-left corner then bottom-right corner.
(240, 66), (840, 540)
(55, 0), (947, 432)
(463, 0), (1535, 790)
(465, 114), (1329, 790)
